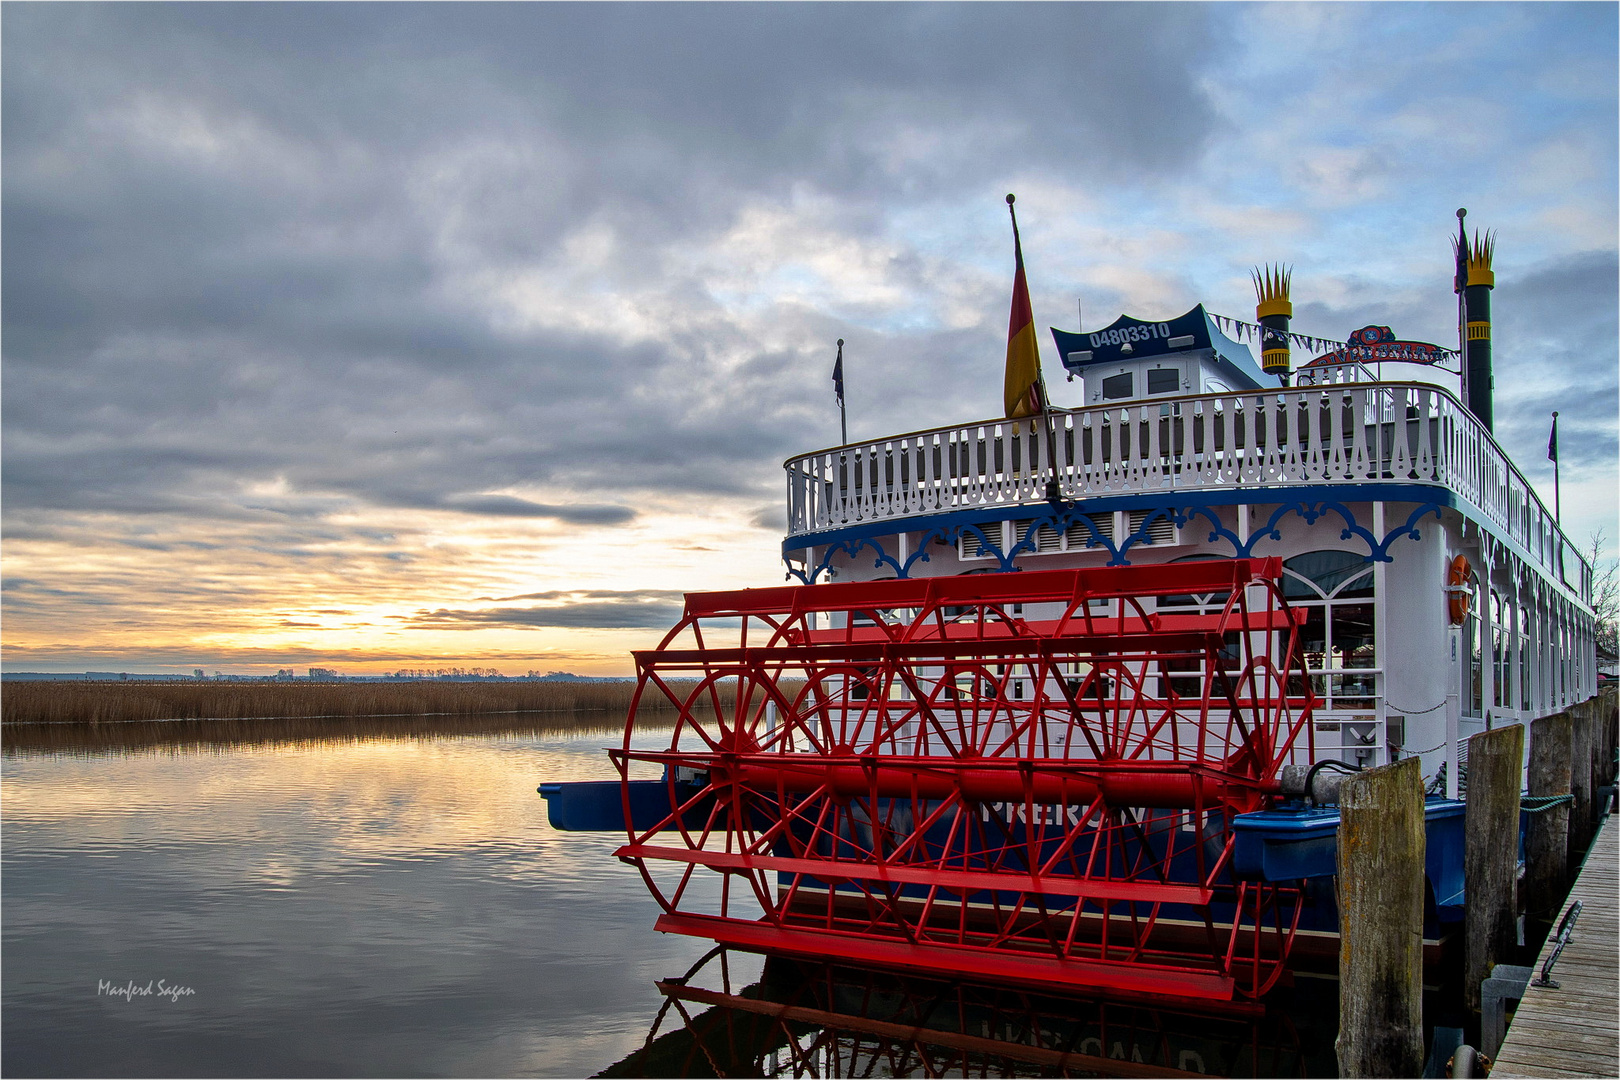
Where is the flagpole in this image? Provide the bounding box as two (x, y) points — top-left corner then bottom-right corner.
(1552, 410), (1561, 524)
(834, 338), (848, 446)
(1455, 209), (1469, 403)
(1006, 194), (1064, 505)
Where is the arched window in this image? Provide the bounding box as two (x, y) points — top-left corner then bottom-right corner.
(1516, 597), (1532, 711)
(1491, 590), (1514, 711)
(1156, 553), (1232, 614)
(1282, 550), (1376, 710)
(1461, 575), (1483, 717)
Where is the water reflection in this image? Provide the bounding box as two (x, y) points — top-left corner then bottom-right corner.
(1, 712), (730, 1079)
(605, 948), (1338, 1078)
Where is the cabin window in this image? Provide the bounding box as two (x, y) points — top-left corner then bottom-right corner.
(1147, 368), (1180, 395)
(1518, 608), (1532, 711)
(849, 665), (877, 700)
(1156, 554), (1233, 696)
(1282, 550), (1377, 711)
(1492, 591), (1511, 710)
(1462, 583), (1483, 718)
(1101, 372), (1134, 400)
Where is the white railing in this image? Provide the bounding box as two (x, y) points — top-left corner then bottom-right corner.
(785, 382), (1592, 600)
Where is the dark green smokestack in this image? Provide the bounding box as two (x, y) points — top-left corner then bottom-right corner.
(1454, 211), (1495, 431)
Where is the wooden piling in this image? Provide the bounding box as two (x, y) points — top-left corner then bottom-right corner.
(1525, 710), (1573, 921)
(1336, 757), (1425, 1079)
(1581, 697), (1602, 829)
(1603, 688), (1619, 794)
(1569, 700), (1596, 864)
(1464, 724), (1525, 1013)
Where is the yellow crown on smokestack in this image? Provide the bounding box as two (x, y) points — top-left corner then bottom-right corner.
(1465, 230), (1495, 288)
(1252, 263), (1292, 319)
(1253, 264), (1293, 379)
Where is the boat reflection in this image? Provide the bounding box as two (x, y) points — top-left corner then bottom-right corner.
(603, 947), (1336, 1078)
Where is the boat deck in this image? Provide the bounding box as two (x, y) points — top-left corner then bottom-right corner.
(1492, 813), (1619, 1078)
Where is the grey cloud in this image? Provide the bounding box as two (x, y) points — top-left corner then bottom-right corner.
(3, 3), (1229, 534)
(1494, 250), (1619, 475)
(750, 504), (787, 532)
(405, 601), (686, 631)
(377, 491), (637, 524)
(486, 589), (688, 604)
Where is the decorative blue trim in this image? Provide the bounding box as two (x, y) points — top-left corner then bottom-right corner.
(900, 525), (952, 577)
(788, 496), (1443, 580)
(1321, 501), (1444, 562)
(783, 482), (1453, 556)
(1113, 506), (1179, 566)
(960, 522), (1019, 573)
(786, 525), (961, 584)
(781, 481), (1584, 606)
(1179, 500), (1443, 563)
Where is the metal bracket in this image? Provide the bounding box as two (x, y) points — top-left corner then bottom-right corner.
(1531, 899), (1582, 989)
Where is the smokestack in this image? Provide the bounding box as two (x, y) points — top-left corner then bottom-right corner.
(1454, 212), (1496, 431)
(1253, 264), (1292, 385)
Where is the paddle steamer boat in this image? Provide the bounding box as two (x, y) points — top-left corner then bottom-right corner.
(543, 212), (1599, 1007)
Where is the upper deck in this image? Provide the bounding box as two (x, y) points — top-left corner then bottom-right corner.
(784, 378), (1593, 602)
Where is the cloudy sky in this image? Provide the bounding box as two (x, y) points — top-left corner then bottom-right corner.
(4, 2), (1616, 676)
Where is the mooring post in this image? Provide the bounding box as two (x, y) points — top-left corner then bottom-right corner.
(1585, 696), (1605, 827)
(1602, 688), (1619, 796)
(1464, 723), (1524, 1013)
(1525, 711), (1573, 921)
(1337, 756), (1425, 1078)
(1568, 699), (1595, 864)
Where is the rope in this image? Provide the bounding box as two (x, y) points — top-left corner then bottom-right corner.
(1520, 794), (1574, 814)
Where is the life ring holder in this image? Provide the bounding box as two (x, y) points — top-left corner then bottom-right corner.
(1445, 554), (1472, 625)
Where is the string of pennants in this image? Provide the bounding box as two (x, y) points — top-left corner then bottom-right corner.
(1208, 311), (1342, 356)
(1208, 311), (1461, 363)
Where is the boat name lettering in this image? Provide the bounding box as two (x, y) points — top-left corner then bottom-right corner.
(1089, 323), (1171, 348)
(979, 801), (1083, 826)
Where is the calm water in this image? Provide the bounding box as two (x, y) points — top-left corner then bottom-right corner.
(2, 716), (757, 1078)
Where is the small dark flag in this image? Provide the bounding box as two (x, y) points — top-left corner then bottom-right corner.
(1548, 413), (1558, 462)
(1454, 209), (1469, 295)
(832, 341), (845, 407)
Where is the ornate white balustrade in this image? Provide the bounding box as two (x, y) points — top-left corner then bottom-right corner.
(784, 382), (1591, 599)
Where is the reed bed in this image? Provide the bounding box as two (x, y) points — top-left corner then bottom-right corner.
(1, 679), (737, 725)
(2, 709), (655, 757)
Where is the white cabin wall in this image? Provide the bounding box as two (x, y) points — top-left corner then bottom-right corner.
(1382, 507), (1454, 770)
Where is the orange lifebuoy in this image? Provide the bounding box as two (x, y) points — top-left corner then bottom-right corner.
(1446, 554), (1472, 625)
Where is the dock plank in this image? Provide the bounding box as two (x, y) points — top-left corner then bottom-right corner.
(1494, 814), (1620, 1078)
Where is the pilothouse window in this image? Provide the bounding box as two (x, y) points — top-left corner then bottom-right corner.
(1147, 368), (1179, 395)
(1101, 372), (1134, 400)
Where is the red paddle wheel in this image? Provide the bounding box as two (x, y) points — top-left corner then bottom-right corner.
(613, 558), (1315, 1005)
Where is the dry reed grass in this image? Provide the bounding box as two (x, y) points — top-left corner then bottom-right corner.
(3, 709), (655, 757)
(1, 679), (732, 725)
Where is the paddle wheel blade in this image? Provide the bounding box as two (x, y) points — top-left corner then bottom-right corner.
(616, 558), (1316, 1000)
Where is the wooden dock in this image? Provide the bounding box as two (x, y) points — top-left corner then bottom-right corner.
(1492, 813), (1619, 1077)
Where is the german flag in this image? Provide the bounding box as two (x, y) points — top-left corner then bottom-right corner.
(1004, 197), (1044, 419)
